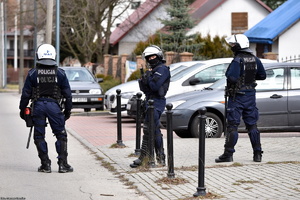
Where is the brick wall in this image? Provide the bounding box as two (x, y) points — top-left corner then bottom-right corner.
(103, 51), (194, 83)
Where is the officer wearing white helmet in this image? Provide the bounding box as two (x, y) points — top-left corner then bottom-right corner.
(19, 44), (73, 173)
(215, 34), (266, 163)
(130, 45), (170, 168)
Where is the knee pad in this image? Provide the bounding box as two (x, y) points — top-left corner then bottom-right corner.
(246, 124), (257, 132)
(225, 125), (238, 150)
(33, 131), (48, 153)
(55, 130), (68, 141)
(227, 125), (238, 134)
(55, 130), (68, 154)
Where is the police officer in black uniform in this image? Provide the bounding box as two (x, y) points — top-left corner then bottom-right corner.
(130, 45), (170, 168)
(19, 44), (73, 173)
(215, 34), (266, 163)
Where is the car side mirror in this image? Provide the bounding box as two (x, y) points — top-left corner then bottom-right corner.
(97, 78), (103, 83)
(189, 78), (201, 85)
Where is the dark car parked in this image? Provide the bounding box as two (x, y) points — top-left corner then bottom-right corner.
(60, 67), (104, 112)
(160, 63), (300, 138)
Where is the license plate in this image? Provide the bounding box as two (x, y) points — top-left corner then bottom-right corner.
(73, 98), (87, 102)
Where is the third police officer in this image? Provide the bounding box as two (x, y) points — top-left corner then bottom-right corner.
(19, 44), (73, 173)
(215, 34), (266, 163)
(130, 45), (170, 168)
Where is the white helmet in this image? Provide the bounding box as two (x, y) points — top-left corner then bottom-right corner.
(142, 45), (165, 61)
(225, 34), (249, 49)
(36, 44), (57, 66)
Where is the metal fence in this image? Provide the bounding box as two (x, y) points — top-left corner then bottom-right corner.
(281, 55), (300, 62)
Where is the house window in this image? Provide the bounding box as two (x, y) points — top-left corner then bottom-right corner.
(231, 12), (248, 34)
(131, 1), (141, 9)
(256, 43), (272, 58)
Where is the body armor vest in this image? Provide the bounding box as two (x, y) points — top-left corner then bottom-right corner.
(226, 53), (257, 98)
(238, 53), (257, 89)
(33, 66), (61, 100)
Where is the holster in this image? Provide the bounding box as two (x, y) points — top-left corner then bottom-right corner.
(24, 107), (34, 127)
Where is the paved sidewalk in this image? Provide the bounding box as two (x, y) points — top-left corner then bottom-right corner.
(66, 112), (300, 200)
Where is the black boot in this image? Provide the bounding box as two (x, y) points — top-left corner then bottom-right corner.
(157, 154), (166, 166)
(38, 159), (51, 173)
(35, 137), (51, 173)
(215, 151), (233, 163)
(130, 134), (148, 168)
(58, 159), (74, 173)
(55, 131), (73, 173)
(130, 158), (142, 168)
(155, 148), (166, 166)
(253, 151), (263, 162)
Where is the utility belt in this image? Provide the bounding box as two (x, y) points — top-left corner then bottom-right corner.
(239, 84), (256, 90)
(149, 95), (165, 100)
(37, 96), (59, 102)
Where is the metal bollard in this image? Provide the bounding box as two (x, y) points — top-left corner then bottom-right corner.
(193, 107), (207, 197)
(116, 89), (125, 146)
(148, 99), (156, 168)
(166, 103), (175, 178)
(134, 92), (143, 155)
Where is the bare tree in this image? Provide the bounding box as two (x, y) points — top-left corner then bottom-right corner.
(60, 0), (132, 65)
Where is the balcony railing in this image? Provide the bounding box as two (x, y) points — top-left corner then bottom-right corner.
(7, 49), (35, 57)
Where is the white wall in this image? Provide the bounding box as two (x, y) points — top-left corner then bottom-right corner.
(278, 21), (300, 61)
(105, 0), (147, 32)
(187, 0), (270, 38)
(118, 1), (170, 55)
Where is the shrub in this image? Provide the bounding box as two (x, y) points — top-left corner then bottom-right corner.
(127, 69), (143, 82)
(96, 74), (121, 93)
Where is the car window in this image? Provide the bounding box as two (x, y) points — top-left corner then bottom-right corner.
(193, 63), (229, 84)
(256, 68), (284, 91)
(65, 69), (95, 82)
(171, 63), (204, 82)
(210, 77), (226, 89)
(290, 67), (300, 89)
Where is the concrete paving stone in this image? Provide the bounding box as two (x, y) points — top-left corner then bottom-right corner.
(66, 114), (300, 200)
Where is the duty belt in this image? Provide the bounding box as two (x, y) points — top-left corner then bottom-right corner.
(37, 96), (58, 102)
(239, 85), (255, 90)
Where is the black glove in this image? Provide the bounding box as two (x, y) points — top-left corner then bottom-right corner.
(64, 110), (71, 121)
(20, 109), (25, 120)
(141, 70), (151, 85)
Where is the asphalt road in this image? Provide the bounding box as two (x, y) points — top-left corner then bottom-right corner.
(0, 92), (147, 200)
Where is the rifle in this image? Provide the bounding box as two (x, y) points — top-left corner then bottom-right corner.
(140, 67), (144, 78)
(224, 86), (228, 137)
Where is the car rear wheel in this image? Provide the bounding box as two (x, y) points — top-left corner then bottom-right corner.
(84, 108), (91, 112)
(190, 112), (223, 138)
(174, 130), (192, 138)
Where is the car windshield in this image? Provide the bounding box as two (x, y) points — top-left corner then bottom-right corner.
(171, 65), (193, 76)
(171, 63), (205, 82)
(64, 69), (95, 82)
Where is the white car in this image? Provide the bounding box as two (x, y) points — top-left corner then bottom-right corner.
(168, 58), (277, 96)
(104, 61), (202, 115)
(126, 57), (277, 118)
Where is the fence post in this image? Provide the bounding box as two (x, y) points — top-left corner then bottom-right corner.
(116, 89), (125, 146)
(193, 107), (207, 197)
(166, 103), (175, 178)
(135, 92), (143, 155)
(148, 99), (156, 168)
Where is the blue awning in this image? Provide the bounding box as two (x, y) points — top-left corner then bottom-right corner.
(245, 0), (300, 44)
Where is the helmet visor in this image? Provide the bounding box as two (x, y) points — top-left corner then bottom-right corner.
(37, 59), (57, 66)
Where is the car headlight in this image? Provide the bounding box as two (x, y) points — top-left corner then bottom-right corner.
(169, 100), (186, 109)
(121, 92), (136, 99)
(89, 89), (101, 94)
